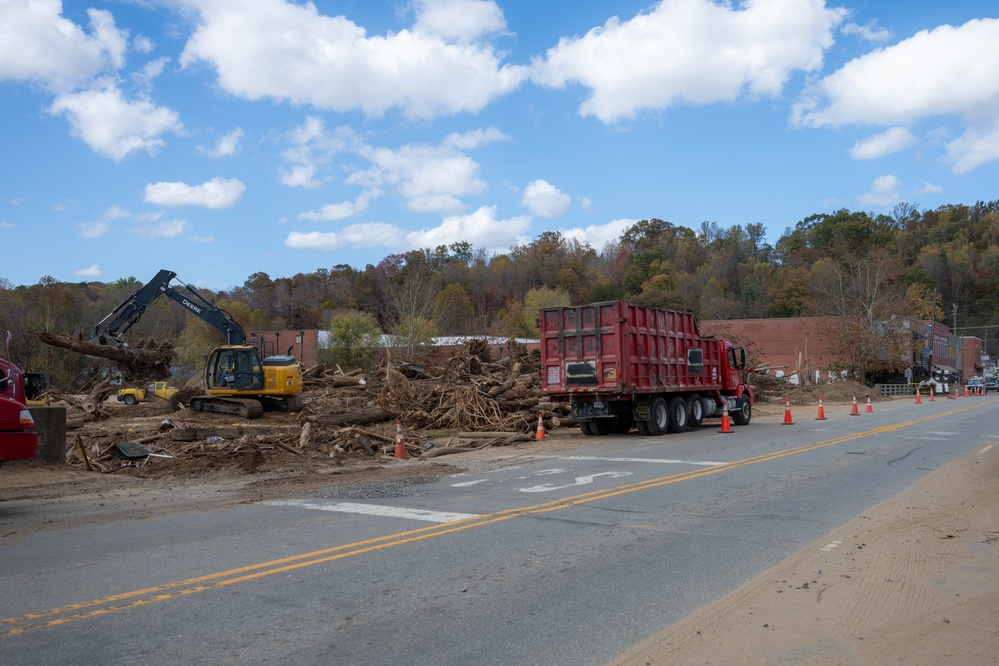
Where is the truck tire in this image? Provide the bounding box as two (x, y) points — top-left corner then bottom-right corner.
(124, 395), (137, 405)
(732, 397), (752, 426)
(647, 396), (670, 436)
(686, 395), (704, 428)
(610, 414), (634, 434)
(667, 397), (688, 433)
(579, 421), (596, 436)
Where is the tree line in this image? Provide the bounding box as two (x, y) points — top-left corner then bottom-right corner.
(2, 200), (997, 388)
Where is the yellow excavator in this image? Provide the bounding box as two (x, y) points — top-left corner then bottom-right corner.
(91, 269), (302, 419)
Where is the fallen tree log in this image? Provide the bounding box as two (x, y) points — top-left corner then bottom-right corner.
(37, 332), (175, 381)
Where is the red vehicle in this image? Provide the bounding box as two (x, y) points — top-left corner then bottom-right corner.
(539, 301), (753, 436)
(0, 331), (39, 463)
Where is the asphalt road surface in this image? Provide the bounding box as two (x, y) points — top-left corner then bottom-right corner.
(2, 396), (995, 665)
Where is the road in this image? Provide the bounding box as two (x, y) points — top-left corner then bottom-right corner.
(1, 396), (996, 665)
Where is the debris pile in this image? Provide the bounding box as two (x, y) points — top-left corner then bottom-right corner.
(750, 371), (884, 405)
(63, 340), (568, 475)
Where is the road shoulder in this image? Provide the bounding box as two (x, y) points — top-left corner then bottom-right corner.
(612, 444), (999, 665)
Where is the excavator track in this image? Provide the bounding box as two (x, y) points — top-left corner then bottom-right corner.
(190, 396), (264, 419)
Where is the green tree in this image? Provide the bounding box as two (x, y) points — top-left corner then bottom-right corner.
(434, 283), (476, 334)
(323, 311), (381, 369)
(522, 286), (572, 336)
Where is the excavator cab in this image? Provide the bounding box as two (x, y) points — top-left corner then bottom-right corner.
(206, 346), (264, 391)
(198, 344), (302, 417)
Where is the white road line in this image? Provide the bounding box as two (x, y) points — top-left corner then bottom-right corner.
(532, 455), (727, 467)
(980, 444), (994, 455)
(263, 500), (479, 523)
(451, 479), (491, 488)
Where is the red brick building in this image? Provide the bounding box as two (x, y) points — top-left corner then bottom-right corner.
(249, 329), (320, 366)
(700, 317), (842, 383)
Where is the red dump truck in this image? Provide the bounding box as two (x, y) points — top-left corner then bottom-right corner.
(1, 331), (39, 463)
(539, 301), (753, 436)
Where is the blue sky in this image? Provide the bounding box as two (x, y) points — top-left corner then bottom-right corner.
(1, 0), (997, 290)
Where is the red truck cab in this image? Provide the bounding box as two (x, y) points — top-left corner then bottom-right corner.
(0, 333), (39, 462)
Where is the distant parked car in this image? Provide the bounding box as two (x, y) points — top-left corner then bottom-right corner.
(986, 376), (998, 393)
(966, 376), (985, 392)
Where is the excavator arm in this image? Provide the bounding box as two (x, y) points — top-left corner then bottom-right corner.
(92, 269), (246, 347)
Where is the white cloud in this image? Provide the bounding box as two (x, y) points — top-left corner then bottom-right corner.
(443, 126), (510, 150)
(841, 21), (891, 42)
(857, 175), (901, 207)
(405, 205), (531, 252)
(792, 18), (999, 172)
(133, 35), (155, 54)
(0, 222), (14, 231)
(284, 206), (531, 256)
(357, 142), (488, 212)
(412, 0), (507, 42)
(298, 189), (381, 221)
(190, 235), (215, 243)
(850, 126), (917, 160)
(278, 117), (356, 189)
(133, 56), (170, 87)
(283, 222), (406, 251)
(0, 4), (127, 91)
(74, 264), (103, 278)
(916, 181), (944, 195)
(203, 128), (243, 158)
(132, 219), (190, 239)
(103, 205), (132, 219)
(532, 0), (846, 122)
(279, 117), (503, 212)
(48, 80), (183, 160)
(78, 221), (109, 239)
(560, 218), (636, 253)
(522, 180), (570, 218)
(179, 0), (527, 120)
(284, 231), (341, 251)
(144, 177), (246, 209)
(944, 122), (999, 174)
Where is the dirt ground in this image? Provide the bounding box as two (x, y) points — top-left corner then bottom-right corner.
(3, 395), (996, 665)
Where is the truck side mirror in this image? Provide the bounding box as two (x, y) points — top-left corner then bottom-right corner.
(739, 349), (747, 369)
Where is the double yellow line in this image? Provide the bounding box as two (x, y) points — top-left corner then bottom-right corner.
(2, 399), (990, 637)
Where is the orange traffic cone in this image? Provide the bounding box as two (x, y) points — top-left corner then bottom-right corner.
(815, 397), (827, 420)
(915, 390), (922, 404)
(964, 386), (969, 397)
(850, 396), (860, 416)
(394, 420), (407, 459)
(929, 388), (935, 402)
(718, 403), (733, 433)
(782, 399), (795, 425)
(865, 394), (873, 413)
(535, 413), (546, 441)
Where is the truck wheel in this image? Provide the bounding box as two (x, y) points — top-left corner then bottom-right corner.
(610, 414), (633, 434)
(732, 397), (752, 426)
(686, 395), (704, 428)
(591, 420), (612, 435)
(579, 421), (596, 436)
(667, 397), (688, 433)
(124, 395), (137, 405)
(647, 397), (670, 435)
